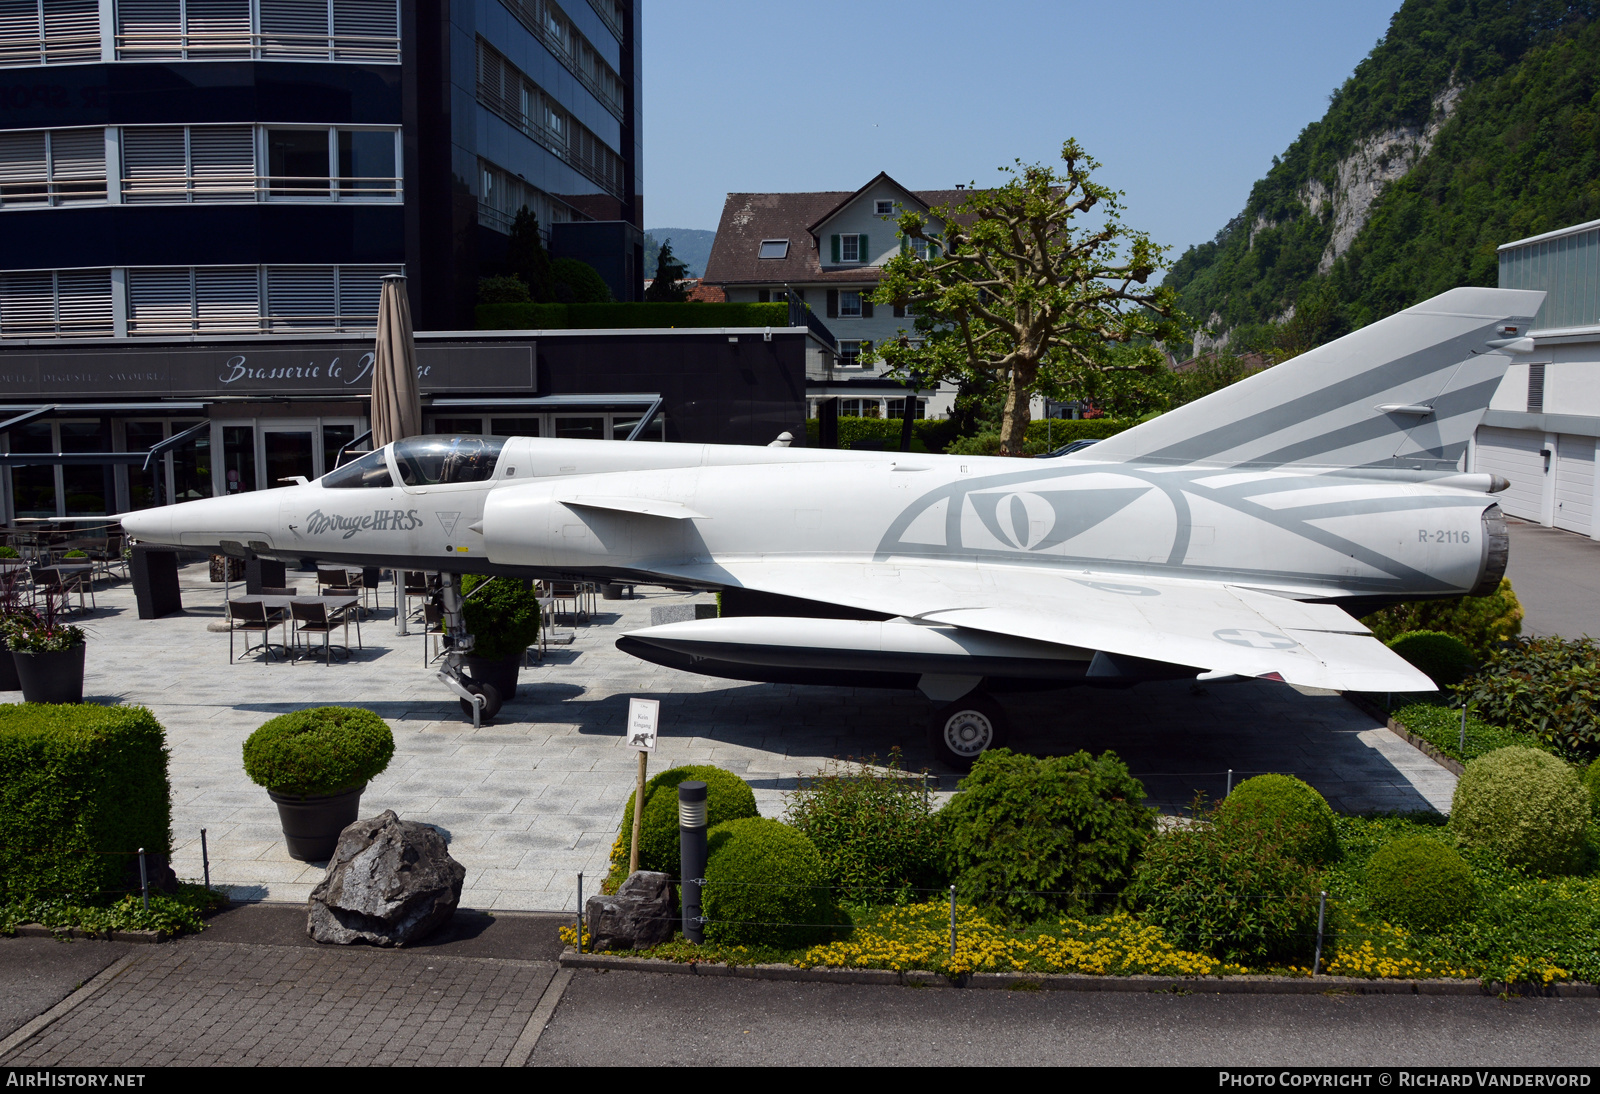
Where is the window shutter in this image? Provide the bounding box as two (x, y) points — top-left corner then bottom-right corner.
(900, 236), (908, 254)
(194, 266), (260, 332)
(826, 289), (838, 318)
(115, 0), (182, 59)
(183, 0), (251, 57)
(42, 0), (99, 62)
(127, 267), (196, 333)
(0, 0), (44, 66)
(830, 234), (840, 264)
(0, 131), (48, 207)
(331, 0), (397, 60)
(258, 0), (330, 58)
(893, 303), (905, 318)
(859, 234), (868, 263)
(861, 295), (873, 318)
(265, 266), (335, 331)
(121, 127), (187, 202)
(335, 266), (396, 329)
(47, 128), (106, 204)
(0, 271), (55, 336)
(189, 126), (255, 201)
(53, 269), (113, 335)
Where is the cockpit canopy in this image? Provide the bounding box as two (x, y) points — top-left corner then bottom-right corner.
(320, 435), (507, 488)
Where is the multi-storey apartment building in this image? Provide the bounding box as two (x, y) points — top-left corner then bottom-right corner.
(0, 0), (660, 519)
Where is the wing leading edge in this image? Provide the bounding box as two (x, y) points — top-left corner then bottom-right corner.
(653, 559), (1434, 694)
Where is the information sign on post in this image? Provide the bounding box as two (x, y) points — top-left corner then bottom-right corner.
(626, 698), (660, 875)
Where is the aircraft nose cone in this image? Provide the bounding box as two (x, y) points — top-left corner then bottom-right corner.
(118, 507), (174, 545)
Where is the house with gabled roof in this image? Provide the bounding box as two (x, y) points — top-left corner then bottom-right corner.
(702, 172), (969, 421)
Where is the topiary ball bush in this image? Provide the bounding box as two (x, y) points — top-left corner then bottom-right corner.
(1450, 746), (1589, 874)
(1364, 835), (1477, 930)
(459, 575), (541, 662)
(702, 817), (830, 949)
(616, 765), (758, 875)
(1387, 630), (1479, 688)
(242, 707), (395, 796)
(1215, 774), (1339, 865)
(1584, 759), (1600, 820)
(0, 546), (17, 559)
(62, 550), (88, 559)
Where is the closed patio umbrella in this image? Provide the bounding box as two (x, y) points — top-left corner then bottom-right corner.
(371, 274), (422, 448)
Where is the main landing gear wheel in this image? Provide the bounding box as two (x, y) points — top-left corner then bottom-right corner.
(460, 681), (502, 721)
(928, 692), (1009, 771)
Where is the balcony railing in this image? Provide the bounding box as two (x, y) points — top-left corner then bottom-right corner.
(0, 181), (111, 208)
(0, 32), (101, 67)
(126, 312), (381, 335)
(114, 30), (400, 62)
(118, 174), (402, 202)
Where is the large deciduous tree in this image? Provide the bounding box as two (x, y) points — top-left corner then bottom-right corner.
(871, 141), (1188, 453)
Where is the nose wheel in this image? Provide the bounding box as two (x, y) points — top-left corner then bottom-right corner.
(928, 691), (1009, 771)
(459, 681), (502, 721)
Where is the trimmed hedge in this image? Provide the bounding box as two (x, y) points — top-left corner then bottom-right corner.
(0, 704), (172, 902)
(242, 707), (395, 796)
(478, 301), (791, 331)
(1585, 759), (1600, 820)
(460, 575), (541, 662)
(1216, 774), (1339, 865)
(702, 816), (830, 948)
(615, 764), (758, 875)
(1450, 746), (1589, 874)
(941, 748), (1155, 919)
(802, 416), (960, 454)
(1387, 630), (1479, 688)
(1364, 835), (1476, 930)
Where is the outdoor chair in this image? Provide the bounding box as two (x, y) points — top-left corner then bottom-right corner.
(290, 599), (351, 664)
(421, 601), (447, 665)
(32, 566), (93, 615)
(403, 571), (437, 621)
(228, 599), (287, 663)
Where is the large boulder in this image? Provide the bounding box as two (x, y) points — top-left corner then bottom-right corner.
(584, 871), (676, 951)
(307, 810), (465, 947)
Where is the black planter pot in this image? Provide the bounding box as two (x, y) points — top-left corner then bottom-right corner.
(14, 644), (85, 704)
(0, 638), (20, 691)
(464, 653), (522, 700)
(267, 783), (366, 862)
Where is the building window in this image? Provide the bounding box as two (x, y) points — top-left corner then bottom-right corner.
(108, 0), (401, 64)
(0, 0), (98, 67)
(0, 268), (113, 337)
(758, 239), (789, 260)
(840, 234), (860, 263)
(494, 0), (623, 117)
(839, 290), (862, 318)
(0, 128), (106, 207)
(476, 37), (624, 198)
(839, 399), (879, 418)
(875, 200), (894, 215)
(478, 159), (581, 236)
(886, 398), (926, 420)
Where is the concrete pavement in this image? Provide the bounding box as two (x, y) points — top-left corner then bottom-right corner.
(1505, 518), (1600, 639)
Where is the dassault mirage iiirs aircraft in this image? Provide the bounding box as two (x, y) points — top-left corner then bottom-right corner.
(121, 286), (1542, 766)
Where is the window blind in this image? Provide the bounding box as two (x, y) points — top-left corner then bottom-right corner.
(183, 0), (251, 56)
(127, 267), (196, 333)
(258, 0), (329, 57)
(47, 128), (106, 203)
(331, 0), (395, 60)
(189, 126), (255, 200)
(53, 269), (114, 335)
(121, 127), (187, 202)
(0, 130), (47, 207)
(336, 266), (394, 328)
(194, 267), (260, 331)
(0, 271), (56, 336)
(0, 0), (40, 65)
(40, 0), (97, 61)
(265, 266), (336, 330)
(116, 0), (183, 58)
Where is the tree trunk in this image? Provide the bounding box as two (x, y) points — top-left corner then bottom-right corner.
(999, 367), (1031, 455)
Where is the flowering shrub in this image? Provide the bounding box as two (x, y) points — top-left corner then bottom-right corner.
(786, 750), (943, 900)
(1454, 636), (1600, 758)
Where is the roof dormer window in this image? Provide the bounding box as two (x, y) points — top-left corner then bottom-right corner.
(758, 239), (789, 259)
(833, 233), (865, 263)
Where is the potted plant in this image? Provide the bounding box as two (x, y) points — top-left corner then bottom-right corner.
(0, 551), (33, 692)
(242, 706), (395, 861)
(4, 601), (85, 703)
(460, 576), (541, 702)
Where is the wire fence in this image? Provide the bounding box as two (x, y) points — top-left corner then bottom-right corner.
(2, 828), (214, 912)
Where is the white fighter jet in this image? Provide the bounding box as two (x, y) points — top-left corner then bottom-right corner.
(121, 286), (1542, 766)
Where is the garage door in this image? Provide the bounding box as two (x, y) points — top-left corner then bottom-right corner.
(1554, 433), (1595, 535)
(1474, 426), (1545, 522)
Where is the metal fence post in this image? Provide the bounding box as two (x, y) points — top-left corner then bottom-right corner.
(1225, 769), (1233, 797)
(200, 828), (210, 890)
(679, 781), (708, 944)
(138, 847), (149, 912)
(1313, 890), (1328, 975)
(948, 885), (956, 958)
(576, 872), (583, 953)
(1460, 702), (1468, 754)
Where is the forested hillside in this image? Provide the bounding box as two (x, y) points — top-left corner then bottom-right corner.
(1166, 0), (1600, 355)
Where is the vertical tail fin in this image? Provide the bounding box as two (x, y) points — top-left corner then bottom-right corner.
(1085, 287), (1545, 470)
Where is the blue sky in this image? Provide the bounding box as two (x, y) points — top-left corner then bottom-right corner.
(642, 0), (1405, 263)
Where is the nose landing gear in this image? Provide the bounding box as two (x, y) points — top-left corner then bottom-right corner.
(431, 573), (500, 725)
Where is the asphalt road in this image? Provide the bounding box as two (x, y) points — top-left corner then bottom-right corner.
(532, 970), (1600, 1067)
(0, 937), (132, 1040)
(1505, 519), (1600, 639)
